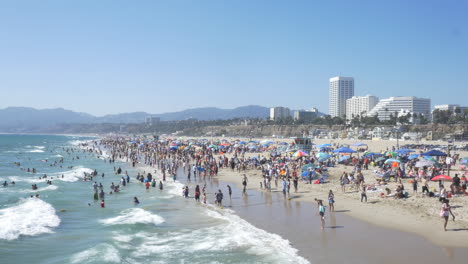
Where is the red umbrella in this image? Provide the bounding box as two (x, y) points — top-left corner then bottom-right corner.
(431, 175), (452, 181)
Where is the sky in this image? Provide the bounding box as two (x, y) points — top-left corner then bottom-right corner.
(0, 0), (467, 116)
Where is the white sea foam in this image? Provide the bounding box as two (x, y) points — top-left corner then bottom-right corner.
(0, 198), (60, 240)
(52, 167), (94, 182)
(165, 181), (185, 197)
(100, 208), (165, 226)
(0, 176), (45, 183)
(70, 243), (121, 264)
(69, 140), (89, 146)
(28, 149), (44, 153)
(129, 207), (309, 264)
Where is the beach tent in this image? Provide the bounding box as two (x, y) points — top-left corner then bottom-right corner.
(421, 149), (447, 156)
(431, 175), (452, 181)
(333, 147), (356, 153)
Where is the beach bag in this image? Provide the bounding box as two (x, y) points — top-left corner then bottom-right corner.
(439, 210), (445, 217)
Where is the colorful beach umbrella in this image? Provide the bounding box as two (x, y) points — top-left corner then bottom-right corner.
(293, 150), (309, 158)
(385, 158), (401, 164)
(431, 175), (452, 181)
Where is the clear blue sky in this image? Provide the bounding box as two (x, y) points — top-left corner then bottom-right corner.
(0, 0), (466, 116)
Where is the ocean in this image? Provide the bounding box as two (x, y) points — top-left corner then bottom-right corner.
(0, 135), (308, 264)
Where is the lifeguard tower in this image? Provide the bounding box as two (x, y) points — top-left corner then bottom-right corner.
(289, 137), (314, 152)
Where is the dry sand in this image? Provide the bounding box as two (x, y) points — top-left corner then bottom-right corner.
(202, 137), (468, 248)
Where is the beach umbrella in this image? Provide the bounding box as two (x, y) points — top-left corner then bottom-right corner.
(261, 140), (274, 145)
(352, 142), (367, 146)
(461, 158), (468, 165)
(301, 171), (310, 177)
(317, 144), (332, 148)
(279, 142), (288, 145)
(318, 156), (331, 162)
(293, 150), (309, 158)
(238, 141), (247, 145)
(397, 149), (414, 155)
(249, 140), (259, 143)
(415, 160), (434, 167)
(248, 145), (258, 149)
(385, 158), (400, 164)
(431, 175), (452, 181)
(169, 146), (178, 151)
(375, 157), (386, 162)
(421, 149), (447, 156)
(208, 144), (218, 149)
(218, 145), (225, 149)
(408, 154), (420, 160)
(364, 152), (383, 158)
(333, 147), (356, 153)
(302, 164), (315, 171)
(315, 152), (330, 158)
(386, 151), (398, 157)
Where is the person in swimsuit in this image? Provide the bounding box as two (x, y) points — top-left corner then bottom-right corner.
(328, 190), (335, 212)
(441, 198), (455, 231)
(318, 199), (326, 230)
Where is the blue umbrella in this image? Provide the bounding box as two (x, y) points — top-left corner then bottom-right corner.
(364, 152), (383, 158)
(408, 154), (420, 160)
(317, 144), (332, 148)
(397, 148), (414, 154)
(421, 149), (447, 156)
(333, 147), (357, 153)
(249, 140), (259, 143)
(238, 141), (246, 145)
(218, 145), (225, 149)
(352, 142), (367, 146)
(301, 171), (309, 177)
(279, 142), (288, 145)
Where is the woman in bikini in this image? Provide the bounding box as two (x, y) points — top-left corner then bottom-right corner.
(441, 198), (455, 231)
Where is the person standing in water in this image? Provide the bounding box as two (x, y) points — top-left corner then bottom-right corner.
(242, 174), (248, 195)
(227, 185), (232, 200)
(216, 189), (223, 207)
(318, 199), (326, 230)
(159, 181), (163, 190)
(194, 185), (200, 202)
(441, 198), (455, 231)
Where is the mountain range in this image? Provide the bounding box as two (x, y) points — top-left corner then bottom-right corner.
(0, 105), (271, 132)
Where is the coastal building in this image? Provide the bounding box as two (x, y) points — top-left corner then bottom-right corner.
(145, 116), (161, 125)
(367, 96), (431, 121)
(345, 95), (379, 119)
(329, 76), (354, 118)
(269, 107), (290, 121)
(293, 110), (318, 123)
(433, 104), (468, 114)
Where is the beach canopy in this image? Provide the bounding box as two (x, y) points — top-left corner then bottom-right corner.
(415, 160), (435, 167)
(333, 147), (356, 153)
(352, 142), (367, 146)
(431, 175), (452, 181)
(421, 149), (447, 156)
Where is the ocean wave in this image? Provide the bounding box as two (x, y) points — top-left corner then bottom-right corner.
(28, 149), (44, 153)
(70, 243), (121, 264)
(128, 207), (309, 264)
(52, 167), (94, 182)
(0, 198), (60, 240)
(100, 208), (165, 226)
(69, 140), (90, 146)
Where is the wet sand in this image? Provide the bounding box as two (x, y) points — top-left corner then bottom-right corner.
(166, 165), (468, 264)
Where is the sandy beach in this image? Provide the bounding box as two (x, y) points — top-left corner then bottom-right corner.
(204, 137), (468, 249)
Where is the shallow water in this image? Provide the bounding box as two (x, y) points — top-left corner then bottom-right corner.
(0, 135), (308, 264)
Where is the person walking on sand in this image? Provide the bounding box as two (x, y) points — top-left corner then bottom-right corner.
(360, 182), (367, 203)
(328, 190), (335, 212)
(441, 198), (455, 231)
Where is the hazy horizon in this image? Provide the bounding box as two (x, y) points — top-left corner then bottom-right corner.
(0, 0), (467, 115)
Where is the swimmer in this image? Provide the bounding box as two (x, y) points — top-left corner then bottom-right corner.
(134, 197), (140, 205)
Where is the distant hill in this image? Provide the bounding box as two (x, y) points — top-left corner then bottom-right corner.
(0, 105), (272, 132)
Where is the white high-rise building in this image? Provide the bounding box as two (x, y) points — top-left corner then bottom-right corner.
(269, 107), (290, 121)
(329, 76), (354, 118)
(346, 95), (379, 119)
(367, 96), (431, 121)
